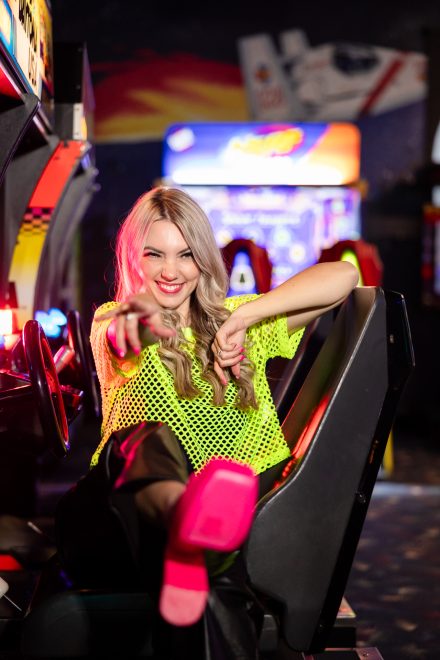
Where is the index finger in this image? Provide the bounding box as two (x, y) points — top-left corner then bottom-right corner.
(95, 305), (128, 322)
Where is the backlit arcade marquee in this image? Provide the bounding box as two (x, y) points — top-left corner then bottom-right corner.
(0, 0), (54, 118)
(163, 122), (361, 289)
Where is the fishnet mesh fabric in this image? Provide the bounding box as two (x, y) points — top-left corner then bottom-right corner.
(90, 295), (304, 474)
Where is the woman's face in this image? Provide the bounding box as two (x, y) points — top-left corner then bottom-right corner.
(141, 220), (201, 324)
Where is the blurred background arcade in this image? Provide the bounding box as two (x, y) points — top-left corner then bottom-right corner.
(51, 0), (440, 439)
(0, 1), (439, 659)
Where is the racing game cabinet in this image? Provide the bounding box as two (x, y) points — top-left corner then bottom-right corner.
(20, 287), (414, 658)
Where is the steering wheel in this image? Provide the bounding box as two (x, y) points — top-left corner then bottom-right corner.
(23, 320), (70, 457)
(67, 310), (101, 419)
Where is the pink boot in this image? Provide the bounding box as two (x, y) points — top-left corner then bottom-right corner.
(159, 458), (257, 627)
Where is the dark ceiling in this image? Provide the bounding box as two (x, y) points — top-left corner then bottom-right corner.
(52, 0), (440, 64)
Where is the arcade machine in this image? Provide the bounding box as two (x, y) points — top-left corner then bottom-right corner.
(0, 0), (97, 402)
(422, 203), (440, 306)
(421, 116), (440, 307)
(0, 2), (98, 641)
(0, 0), (98, 486)
(162, 121), (362, 295)
(421, 29), (440, 308)
(1, 40), (97, 345)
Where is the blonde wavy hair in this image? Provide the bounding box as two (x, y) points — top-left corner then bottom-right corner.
(114, 186), (257, 410)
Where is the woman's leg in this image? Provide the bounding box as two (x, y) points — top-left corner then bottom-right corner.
(56, 422), (257, 628)
(110, 420), (190, 531)
(55, 421), (190, 590)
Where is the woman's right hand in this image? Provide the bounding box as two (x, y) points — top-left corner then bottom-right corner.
(96, 293), (176, 357)
(212, 312), (247, 383)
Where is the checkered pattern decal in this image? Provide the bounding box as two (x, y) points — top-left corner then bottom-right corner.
(9, 207), (54, 328)
(18, 208), (52, 235)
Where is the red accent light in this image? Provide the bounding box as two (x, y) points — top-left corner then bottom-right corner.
(29, 141), (85, 209)
(274, 394), (331, 488)
(291, 394), (330, 461)
(0, 555), (23, 571)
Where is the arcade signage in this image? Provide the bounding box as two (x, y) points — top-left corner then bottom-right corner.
(0, 0), (53, 100)
(163, 122), (361, 186)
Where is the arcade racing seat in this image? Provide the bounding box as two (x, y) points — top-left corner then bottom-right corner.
(271, 311), (333, 425)
(221, 238), (273, 293)
(271, 238), (384, 422)
(245, 287), (413, 653)
(318, 239), (383, 288)
(318, 239), (396, 477)
(19, 287), (414, 659)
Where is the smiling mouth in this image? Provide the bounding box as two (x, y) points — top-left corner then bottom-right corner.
(156, 281), (184, 294)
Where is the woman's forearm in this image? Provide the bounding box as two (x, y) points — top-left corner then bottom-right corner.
(231, 261), (359, 332)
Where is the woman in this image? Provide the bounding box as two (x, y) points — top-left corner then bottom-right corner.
(57, 186), (358, 634)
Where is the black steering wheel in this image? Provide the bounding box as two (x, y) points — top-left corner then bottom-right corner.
(67, 310), (101, 419)
(23, 320), (70, 457)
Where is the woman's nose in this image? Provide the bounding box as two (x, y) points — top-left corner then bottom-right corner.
(161, 259), (178, 280)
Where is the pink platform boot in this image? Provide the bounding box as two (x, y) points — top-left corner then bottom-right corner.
(159, 458), (257, 627)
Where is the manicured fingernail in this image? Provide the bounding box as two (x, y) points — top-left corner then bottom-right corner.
(118, 350), (125, 358)
(239, 346), (245, 352)
(222, 378), (228, 385)
(239, 355), (244, 362)
(133, 347), (140, 355)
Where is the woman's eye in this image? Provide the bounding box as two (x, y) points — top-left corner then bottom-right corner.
(181, 252), (193, 259)
(144, 251), (160, 258)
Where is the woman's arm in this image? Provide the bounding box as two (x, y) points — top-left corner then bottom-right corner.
(212, 261), (358, 380)
(231, 261), (359, 333)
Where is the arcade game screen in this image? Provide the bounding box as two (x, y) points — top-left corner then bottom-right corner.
(163, 122), (362, 294)
(180, 184), (360, 290)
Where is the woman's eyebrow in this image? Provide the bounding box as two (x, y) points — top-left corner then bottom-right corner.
(143, 245), (163, 253)
(143, 246), (192, 254)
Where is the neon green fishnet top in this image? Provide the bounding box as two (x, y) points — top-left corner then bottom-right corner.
(90, 295), (304, 474)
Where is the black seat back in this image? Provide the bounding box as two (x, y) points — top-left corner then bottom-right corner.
(244, 287), (414, 653)
(272, 310), (335, 424)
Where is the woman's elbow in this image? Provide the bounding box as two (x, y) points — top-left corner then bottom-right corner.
(329, 261), (359, 298)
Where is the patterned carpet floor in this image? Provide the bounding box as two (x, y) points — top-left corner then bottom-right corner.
(345, 436), (440, 660)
